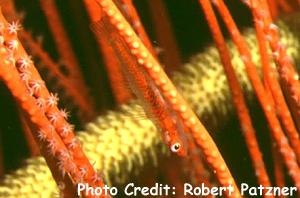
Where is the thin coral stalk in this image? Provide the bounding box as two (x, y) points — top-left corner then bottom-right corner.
(1, 0), (96, 121)
(266, 0), (279, 19)
(19, 30), (96, 121)
(198, 0), (272, 193)
(18, 111), (40, 156)
(39, 0), (96, 120)
(84, 0), (133, 104)
(277, 0), (295, 13)
(147, 0), (182, 73)
(271, 141), (286, 198)
(118, 0), (156, 55)
(95, 0), (241, 196)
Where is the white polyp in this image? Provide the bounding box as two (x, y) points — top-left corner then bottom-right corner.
(59, 108), (70, 119)
(61, 124), (74, 137)
(7, 21), (22, 34)
(37, 130), (47, 140)
(265, 104), (272, 112)
(140, 51), (148, 58)
(47, 112), (59, 124)
(133, 21), (141, 28)
(17, 56), (33, 70)
(219, 164), (226, 171)
(241, 55), (250, 63)
(169, 90), (177, 97)
(169, 97), (177, 105)
(131, 41), (139, 49)
(48, 139), (58, 155)
(137, 58), (144, 65)
(130, 49), (138, 55)
(106, 9), (115, 17)
(145, 62), (153, 68)
(269, 23), (278, 31)
(211, 151), (218, 158)
(57, 181), (66, 190)
(7, 40), (19, 50)
(161, 83), (169, 92)
(153, 65), (160, 73)
(46, 93), (59, 107)
(254, 19), (264, 28)
(156, 77), (167, 86)
(179, 105), (187, 113)
(272, 51), (279, 59)
(241, 0), (250, 7)
(188, 117), (196, 125)
(113, 14), (122, 24)
(211, 0), (219, 6)
(116, 23), (125, 31)
(68, 138), (80, 150)
(265, 34), (272, 42)
(125, 29), (133, 37)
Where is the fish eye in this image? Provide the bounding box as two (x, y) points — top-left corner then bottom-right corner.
(170, 143), (181, 152)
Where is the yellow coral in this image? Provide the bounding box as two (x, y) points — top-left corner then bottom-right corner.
(0, 17), (299, 197)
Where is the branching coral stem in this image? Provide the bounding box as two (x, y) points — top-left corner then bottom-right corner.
(0, 11), (107, 197)
(249, 0), (300, 131)
(212, 0), (300, 187)
(95, 0), (241, 196)
(146, 0), (182, 73)
(249, 0), (300, 165)
(0, 41), (79, 196)
(198, 0), (272, 194)
(39, 0), (96, 120)
(19, 30), (96, 121)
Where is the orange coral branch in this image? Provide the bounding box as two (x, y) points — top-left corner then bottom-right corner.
(19, 30), (96, 120)
(212, 0), (300, 187)
(118, 0), (156, 55)
(147, 0), (182, 73)
(198, 0), (272, 194)
(39, 0), (96, 120)
(249, 0), (300, 165)
(266, 0), (279, 20)
(0, 11), (107, 197)
(248, 0), (300, 131)
(18, 111), (40, 156)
